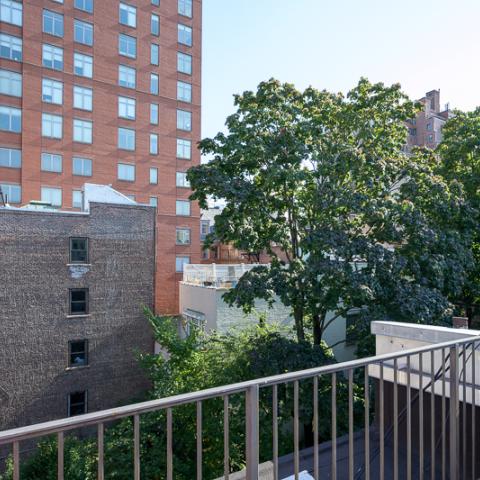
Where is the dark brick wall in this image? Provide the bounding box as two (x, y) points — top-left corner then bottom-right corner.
(0, 202), (155, 429)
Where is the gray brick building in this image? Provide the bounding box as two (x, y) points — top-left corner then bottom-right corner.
(0, 189), (156, 430)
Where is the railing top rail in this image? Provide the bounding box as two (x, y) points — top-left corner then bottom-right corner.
(1, 333), (479, 445)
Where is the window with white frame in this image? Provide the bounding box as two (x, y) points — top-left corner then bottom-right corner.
(73, 52), (93, 78)
(118, 127), (135, 150)
(0, 0), (22, 27)
(72, 190), (83, 209)
(149, 167), (158, 184)
(0, 147), (21, 168)
(43, 9), (64, 37)
(118, 96), (135, 120)
(119, 65), (135, 89)
(176, 199), (190, 216)
(42, 78), (63, 104)
(117, 163), (135, 181)
(73, 85), (92, 111)
(177, 52), (192, 75)
(151, 14), (159, 35)
(42, 44), (63, 71)
(178, 0), (192, 17)
(177, 81), (192, 103)
(151, 0), (159, 5)
(0, 33), (22, 61)
(151, 44), (159, 65)
(176, 227), (191, 245)
(74, 0), (93, 13)
(41, 152), (62, 173)
(176, 255), (190, 272)
(41, 113), (62, 138)
(0, 183), (20, 203)
(150, 103), (159, 124)
(119, 34), (136, 58)
(178, 24), (192, 46)
(150, 133), (158, 155)
(119, 3), (136, 27)
(72, 157), (92, 176)
(0, 105), (21, 132)
(149, 197), (157, 207)
(176, 171), (190, 188)
(41, 186), (62, 206)
(176, 138), (191, 159)
(73, 119), (92, 143)
(74, 19), (93, 46)
(177, 109), (192, 131)
(150, 73), (159, 95)
(0, 69), (21, 97)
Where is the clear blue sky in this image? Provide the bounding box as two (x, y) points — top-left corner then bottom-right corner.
(201, 0), (480, 138)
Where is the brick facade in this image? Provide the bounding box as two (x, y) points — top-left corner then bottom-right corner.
(0, 202), (155, 429)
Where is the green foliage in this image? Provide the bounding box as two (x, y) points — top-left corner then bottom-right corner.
(2, 312), (363, 479)
(188, 78), (475, 345)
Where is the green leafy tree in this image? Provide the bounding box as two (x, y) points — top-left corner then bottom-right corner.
(188, 78), (475, 346)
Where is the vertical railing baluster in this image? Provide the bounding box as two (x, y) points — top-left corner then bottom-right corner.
(98, 423), (104, 480)
(472, 342), (476, 480)
(348, 369), (354, 480)
(364, 366), (370, 480)
(393, 358), (398, 480)
(134, 415), (140, 480)
(462, 344), (467, 480)
(313, 377), (319, 480)
(13, 441), (19, 480)
(167, 408), (173, 480)
(331, 372), (337, 480)
(245, 384), (259, 480)
(58, 431), (64, 480)
(431, 349), (435, 480)
(449, 345), (459, 480)
(294, 380), (300, 480)
(379, 363), (384, 480)
(407, 355), (412, 480)
(272, 384), (279, 480)
(196, 401), (202, 480)
(419, 353), (424, 480)
(442, 348), (446, 480)
(224, 395), (230, 479)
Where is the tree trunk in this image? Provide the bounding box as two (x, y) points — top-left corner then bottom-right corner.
(293, 306), (305, 342)
(312, 313), (322, 345)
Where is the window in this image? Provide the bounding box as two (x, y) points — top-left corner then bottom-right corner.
(52, 0), (64, 3)
(70, 288), (88, 314)
(150, 133), (158, 155)
(150, 73), (159, 94)
(150, 43), (159, 65)
(176, 138), (191, 159)
(428, 134), (434, 142)
(177, 109), (192, 131)
(43, 10), (64, 37)
(118, 127), (135, 150)
(118, 163), (135, 181)
(176, 255), (190, 272)
(426, 123), (433, 131)
(73, 86), (93, 111)
(119, 34), (136, 58)
(41, 152), (62, 173)
(176, 171), (190, 188)
(177, 81), (192, 103)
(176, 227), (191, 245)
(0, 105), (21, 132)
(150, 104), (159, 124)
(68, 391), (87, 417)
(178, 24), (192, 46)
(41, 186), (62, 206)
(200, 220), (210, 240)
(0, 33), (22, 61)
(73, 119), (93, 143)
(0, 69), (21, 97)
(119, 3), (136, 27)
(149, 197), (157, 207)
(125, 194), (135, 201)
(72, 190), (83, 209)
(178, 0), (192, 17)
(42, 113), (62, 138)
(0, 147), (20, 168)
(69, 340), (88, 367)
(118, 96), (135, 120)
(42, 78), (63, 104)
(149, 167), (158, 184)
(151, 0), (159, 5)
(70, 237), (88, 263)
(409, 128), (417, 136)
(74, 0), (93, 13)
(176, 199), (190, 216)
(42, 44), (63, 71)
(151, 14), (159, 36)
(74, 20), (93, 46)
(72, 157), (92, 176)
(177, 52), (192, 75)
(119, 65), (135, 89)
(74, 52), (93, 78)
(0, 0), (22, 27)
(0, 183), (20, 203)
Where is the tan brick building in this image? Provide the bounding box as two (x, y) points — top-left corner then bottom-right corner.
(0, 0), (201, 314)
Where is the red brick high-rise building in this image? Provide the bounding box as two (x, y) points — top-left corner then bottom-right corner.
(0, 0), (201, 313)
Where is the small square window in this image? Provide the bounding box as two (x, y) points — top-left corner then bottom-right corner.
(42, 44), (64, 71)
(43, 9), (64, 37)
(0, 33), (22, 62)
(176, 199), (190, 216)
(42, 78), (63, 104)
(176, 255), (190, 272)
(72, 157), (92, 176)
(74, 52), (93, 78)
(176, 228), (191, 245)
(0, 0), (22, 27)
(177, 52), (192, 75)
(73, 119), (93, 144)
(177, 109), (192, 131)
(119, 3), (136, 28)
(73, 85), (93, 111)
(68, 340), (88, 367)
(0, 148), (21, 168)
(0, 183), (21, 203)
(119, 65), (135, 89)
(118, 96), (136, 120)
(177, 81), (192, 103)
(178, 0), (192, 17)
(176, 138), (191, 159)
(119, 34), (136, 58)
(149, 197), (157, 207)
(178, 24), (192, 47)
(42, 113), (63, 138)
(176, 171), (190, 188)
(70, 288), (88, 315)
(41, 186), (62, 206)
(41, 153), (62, 173)
(68, 391), (87, 416)
(118, 163), (135, 181)
(74, 20), (94, 46)
(74, 0), (93, 13)
(118, 128), (135, 151)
